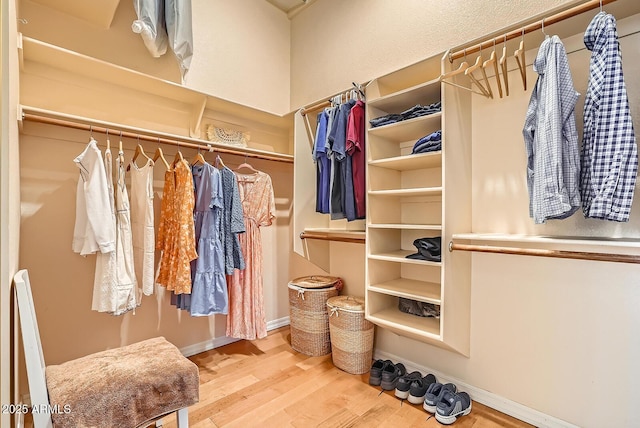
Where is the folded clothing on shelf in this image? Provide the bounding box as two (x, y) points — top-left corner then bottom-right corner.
(406, 236), (441, 262)
(369, 101), (441, 128)
(400, 101), (441, 120)
(412, 130), (442, 154)
(398, 297), (440, 318)
(369, 114), (404, 128)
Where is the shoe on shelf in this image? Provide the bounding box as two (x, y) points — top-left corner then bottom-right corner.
(369, 359), (391, 386)
(435, 391), (472, 425)
(423, 382), (457, 413)
(407, 373), (437, 404)
(380, 361), (406, 391)
(394, 371), (422, 399)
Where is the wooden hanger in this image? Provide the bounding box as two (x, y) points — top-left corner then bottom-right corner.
(106, 129), (110, 151)
(127, 139), (152, 171)
(483, 44), (502, 98)
(514, 29), (527, 91)
(439, 49), (469, 81)
(499, 36), (510, 97)
(153, 146), (170, 170)
(465, 54), (492, 98)
(172, 146), (184, 168)
(191, 150), (206, 166)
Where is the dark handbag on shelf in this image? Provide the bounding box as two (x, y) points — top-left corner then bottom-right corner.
(398, 297), (440, 318)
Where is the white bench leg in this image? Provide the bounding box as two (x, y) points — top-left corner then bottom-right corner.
(176, 407), (189, 428)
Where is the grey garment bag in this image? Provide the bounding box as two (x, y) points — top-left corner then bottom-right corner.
(132, 0), (169, 57)
(165, 0), (194, 81)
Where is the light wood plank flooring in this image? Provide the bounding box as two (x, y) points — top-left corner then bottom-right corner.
(161, 326), (534, 428)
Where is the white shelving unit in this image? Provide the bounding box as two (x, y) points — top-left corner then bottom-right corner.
(365, 54), (472, 355)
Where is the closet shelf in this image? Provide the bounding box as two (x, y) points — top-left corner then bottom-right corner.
(18, 35), (292, 146)
(300, 228), (365, 244)
(368, 223), (442, 230)
(369, 152), (442, 171)
(369, 187), (442, 197)
(368, 113), (442, 142)
(369, 279), (441, 304)
(366, 308), (441, 340)
(368, 250), (441, 266)
(368, 78), (441, 112)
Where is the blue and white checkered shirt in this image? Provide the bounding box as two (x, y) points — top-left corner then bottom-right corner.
(523, 35), (581, 224)
(580, 12), (637, 222)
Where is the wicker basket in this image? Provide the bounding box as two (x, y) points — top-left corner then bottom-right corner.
(288, 276), (340, 356)
(326, 296), (374, 374)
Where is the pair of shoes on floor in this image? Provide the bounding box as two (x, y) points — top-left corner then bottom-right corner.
(394, 371), (437, 404)
(368, 359), (406, 390)
(423, 382), (472, 425)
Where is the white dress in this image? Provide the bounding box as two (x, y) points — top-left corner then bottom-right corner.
(129, 158), (155, 302)
(91, 148), (138, 315)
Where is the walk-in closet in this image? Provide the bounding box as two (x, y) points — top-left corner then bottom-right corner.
(2, 0), (640, 427)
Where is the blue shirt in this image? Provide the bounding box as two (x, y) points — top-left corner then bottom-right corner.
(522, 35), (581, 224)
(580, 12), (637, 222)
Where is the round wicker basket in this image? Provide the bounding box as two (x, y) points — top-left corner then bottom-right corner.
(288, 276), (340, 357)
(326, 296), (374, 374)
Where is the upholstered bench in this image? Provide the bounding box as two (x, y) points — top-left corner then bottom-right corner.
(14, 270), (199, 428)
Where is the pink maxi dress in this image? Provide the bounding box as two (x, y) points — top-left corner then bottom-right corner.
(226, 170), (276, 340)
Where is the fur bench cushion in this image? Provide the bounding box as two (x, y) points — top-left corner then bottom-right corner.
(45, 336), (199, 428)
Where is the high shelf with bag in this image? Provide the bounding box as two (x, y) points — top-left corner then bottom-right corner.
(365, 54), (472, 356)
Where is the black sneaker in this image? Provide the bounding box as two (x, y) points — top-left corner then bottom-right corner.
(423, 382), (457, 413)
(407, 373), (437, 404)
(394, 371), (422, 399)
(368, 359), (390, 386)
(435, 391), (472, 425)
(380, 362), (406, 391)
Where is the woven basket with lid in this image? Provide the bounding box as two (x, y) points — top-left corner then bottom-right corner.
(327, 296), (374, 374)
(288, 275), (340, 357)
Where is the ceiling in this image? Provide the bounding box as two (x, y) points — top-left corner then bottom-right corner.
(265, 0), (311, 18)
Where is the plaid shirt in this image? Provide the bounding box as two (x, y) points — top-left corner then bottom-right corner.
(580, 12), (637, 222)
(523, 35), (581, 224)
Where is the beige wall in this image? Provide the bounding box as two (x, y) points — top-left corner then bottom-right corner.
(19, 0), (291, 115)
(289, 0), (577, 109)
(18, 122), (293, 369)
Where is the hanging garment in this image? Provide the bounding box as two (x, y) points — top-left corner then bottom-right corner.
(107, 152), (139, 315)
(188, 162), (227, 316)
(72, 138), (115, 256)
(313, 110), (331, 214)
(522, 35), (581, 224)
(156, 159), (197, 294)
(346, 100), (366, 219)
(132, 0), (168, 58)
(329, 99), (357, 221)
(580, 12), (637, 222)
(130, 158), (155, 301)
(165, 0), (193, 81)
(325, 106), (339, 216)
(221, 166), (246, 274)
(226, 171), (276, 340)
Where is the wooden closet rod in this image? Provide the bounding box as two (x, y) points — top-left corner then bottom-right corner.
(299, 81), (369, 116)
(449, 242), (640, 264)
(449, 0), (616, 62)
(19, 106), (294, 164)
(300, 231), (365, 244)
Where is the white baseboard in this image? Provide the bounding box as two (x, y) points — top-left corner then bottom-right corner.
(180, 316), (290, 357)
(374, 349), (579, 428)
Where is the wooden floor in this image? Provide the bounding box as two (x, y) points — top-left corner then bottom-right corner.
(160, 326), (534, 428)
